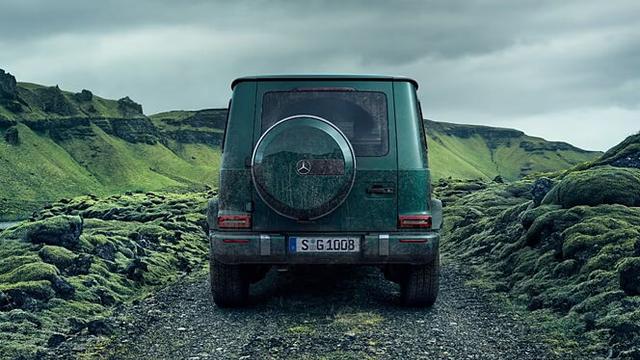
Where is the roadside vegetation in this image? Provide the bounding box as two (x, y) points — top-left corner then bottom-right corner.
(436, 133), (640, 358)
(0, 191), (212, 358)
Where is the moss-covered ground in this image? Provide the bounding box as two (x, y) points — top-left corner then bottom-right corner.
(436, 133), (640, 358)
(0, 191), (212, 359)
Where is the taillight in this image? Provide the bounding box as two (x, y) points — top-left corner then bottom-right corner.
(398, 215), (432, 228)
(222, 239), (250, 244)
(218, 214), (251, 229)
(399, 239), (428, 243)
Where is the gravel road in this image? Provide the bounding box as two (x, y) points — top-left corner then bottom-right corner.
(58, 263), (558, 360)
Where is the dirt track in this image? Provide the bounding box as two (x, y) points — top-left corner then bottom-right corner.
(51, 262), (564, 360)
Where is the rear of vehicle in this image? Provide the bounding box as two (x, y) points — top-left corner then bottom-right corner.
(208, 75), (442, 307)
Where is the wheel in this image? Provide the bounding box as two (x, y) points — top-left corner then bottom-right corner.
(210, 259), (249, 307)
(400, 254), (440, 307)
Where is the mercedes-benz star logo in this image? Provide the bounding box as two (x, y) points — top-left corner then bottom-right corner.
(296, 160), (311, 175)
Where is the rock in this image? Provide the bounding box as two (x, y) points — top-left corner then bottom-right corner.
(39, 245), (76, 270)
(117, 96), (143, 115)
(67, 254), (92, 276)
(39, 85), (77, 116)
(531, 177), (554, 207)
(0, 290), (9, 310)
(542, 167), (640, 208)
(610, 152), (640, 169)
(74, 89), (93, 102)
(96, 287), (116, 306)
(52, 277), (75, 298)
(87, 318), (114, 336)
(4, 126), (19, 145)
(125, 258), (148, 282)
(47, 333), (67, 348)
(0, 69), (17, 99)
(619, 257), (640, 295)
(68, 317), (87, 334)
(2, 215), (84, 250)
(492, 175), (504, 184)
(95, 242), (116, 261)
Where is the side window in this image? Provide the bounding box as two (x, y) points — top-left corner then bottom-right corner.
(221, 99), (231, 152)
(417, 101), (428, 156)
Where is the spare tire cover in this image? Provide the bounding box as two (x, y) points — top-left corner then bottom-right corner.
(251, 115), (356, 220)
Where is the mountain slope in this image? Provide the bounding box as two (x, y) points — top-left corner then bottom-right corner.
(425, 120), (600, 180)
(0, 70), (221, 220)
(0, 69), (600, 219)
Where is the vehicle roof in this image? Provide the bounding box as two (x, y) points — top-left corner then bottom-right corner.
(231, 74), (419, 89)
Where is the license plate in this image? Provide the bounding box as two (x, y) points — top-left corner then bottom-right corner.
(289, 236), (360, 253)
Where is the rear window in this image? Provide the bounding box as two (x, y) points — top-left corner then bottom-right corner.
(261, 90), (388, 156)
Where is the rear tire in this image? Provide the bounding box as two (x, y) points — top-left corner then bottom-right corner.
(400, 255), (440, 307)
(210, 259), (249, 307)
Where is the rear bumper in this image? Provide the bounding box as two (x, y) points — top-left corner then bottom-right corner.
(210, 231), (440, 265)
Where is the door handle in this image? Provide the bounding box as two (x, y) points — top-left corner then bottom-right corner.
(367, 185), (395, 195)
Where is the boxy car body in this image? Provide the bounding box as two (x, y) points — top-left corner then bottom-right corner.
(208, 75), (442, 307)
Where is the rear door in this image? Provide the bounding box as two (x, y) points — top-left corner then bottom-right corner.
(252, 80), (398, 232)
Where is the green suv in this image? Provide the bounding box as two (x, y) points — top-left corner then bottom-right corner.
(207, 75), (443, 307)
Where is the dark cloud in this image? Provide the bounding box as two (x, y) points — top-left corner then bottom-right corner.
(0, 0), (638, 150)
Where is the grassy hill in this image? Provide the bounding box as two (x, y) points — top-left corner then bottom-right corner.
(426, 120), (599, 180)
(0, 70), (222, 220)
(0, 69), (599, 220)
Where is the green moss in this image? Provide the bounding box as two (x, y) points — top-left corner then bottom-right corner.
(0, 262), (59, 283)
(287, 324), (315, 335)
(0, 191), (210, 357)
(442, 162), (640, 356)
(38, 245), (76, 269)
(0, 255), (39, 274)
(542, 167), (640, 208)
(0, 215), (83, 249)
(333, 312), (383, 333)
(0, 280), (55, 300)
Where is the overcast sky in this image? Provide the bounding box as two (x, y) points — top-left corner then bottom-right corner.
(1, 0), (638, 151)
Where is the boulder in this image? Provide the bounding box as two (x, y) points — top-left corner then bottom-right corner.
(67, 254), (92, 276)
(68, 317), (87, 334)
(52, 277), (75, 298)
(38, 245), (76, 270)
(11, 215), (83, 250)
(125, 258), (147, 282)
(87, 317), (114, 336)
(531, 177), (554, 207)
(95, 287), (116, 306)
(95, 242), (116, 261)
(47, 333), (67, 348)
(619, 257), (640, 295)
(542, 167), (640, 208)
